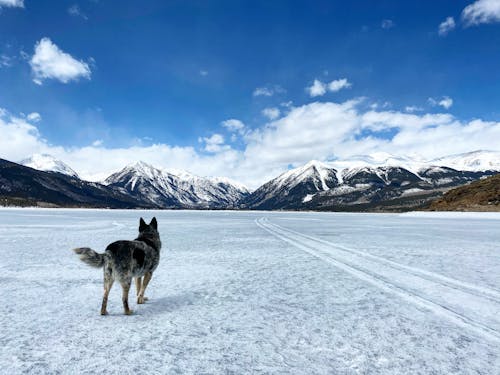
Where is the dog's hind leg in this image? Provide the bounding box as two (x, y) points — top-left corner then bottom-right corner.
(121, 279), (133, 315)
(137, 271), (152, 304)
(135, 277), (142, 297)
(101, 270), (114, 316)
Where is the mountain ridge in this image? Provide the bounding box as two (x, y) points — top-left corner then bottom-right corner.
(5, 150), (500, 211)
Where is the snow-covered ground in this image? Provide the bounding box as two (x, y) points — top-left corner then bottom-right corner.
(0, 208), (499, 374)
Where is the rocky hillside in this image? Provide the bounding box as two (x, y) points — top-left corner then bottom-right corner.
(429, 174), (500, 212)
(104, 161), (249, 209)
(241, 160), (497, 211)
(0, 159), (154, 208)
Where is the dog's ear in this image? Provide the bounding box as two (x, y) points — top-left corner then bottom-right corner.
(139, 217), (148, 231)
(150, 217), (158, 230)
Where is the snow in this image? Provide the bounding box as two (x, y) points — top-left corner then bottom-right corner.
(330, 150), (500, 175)
(264, 160), (338, 197)
(19, 154), (80, 178)
(1, 208), (499, 374)
(400, 187), (424, 196)
(105, 161), (248, 206)
(431, 150), (500, 172)
(302, 194), (314, 203)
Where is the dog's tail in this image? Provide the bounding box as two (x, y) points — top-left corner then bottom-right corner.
(73, 247), (106, 268)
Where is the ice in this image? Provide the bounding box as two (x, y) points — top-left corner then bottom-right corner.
(0, 208), (499, 374)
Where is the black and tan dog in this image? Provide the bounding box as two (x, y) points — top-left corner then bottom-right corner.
(74, 217), (161, 315)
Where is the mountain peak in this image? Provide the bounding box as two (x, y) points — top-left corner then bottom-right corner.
(302, 159), (331, 170)
(20, 154), (79, 178)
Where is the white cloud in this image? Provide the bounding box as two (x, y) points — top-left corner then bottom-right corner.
(438, 17), (456, 36)
(462, 0), (500, 26)
(405, 106), (423, 113)
(0, 54), (13, 67)
(242, 101), (499, 183)
(262, 107), (280, 120)
(68, 4), (88, 20)
(307, 80), (326, 97)
(200, 133), (229, 153)
(253, 87), (273, 97)
(221, 119), (245, 132)
(252, 85), (285, 97)
(381, 19), (395, 29)
(2, 98), (500, 189)
(26, 112), (41, 122)
(428, 96), (453, 109)
(307, 78), (351, 97)
(199, 70), (208, 76)
(0, 0), (24, 8)
(328, 78), (352, 92)
(30, 38), (91, 85)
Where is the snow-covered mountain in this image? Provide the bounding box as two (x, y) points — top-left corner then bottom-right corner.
(13, 150), (499, 210)
(330, 150), (500, 176)
(429, 150), (500, 172)
(240, 160), (339, 209)
(242, 152), (499, 210)
(20, 154), (79, 178)
(1, 158), (152, 208)
(104, 161), (249, 208)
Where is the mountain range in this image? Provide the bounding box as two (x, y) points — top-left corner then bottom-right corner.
(104, 161), (249, 209)
(0, 151), (497, 211)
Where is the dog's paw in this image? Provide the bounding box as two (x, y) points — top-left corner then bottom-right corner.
(124, 309), (134, 315)
(137, 296), (149, 304)
(101, 310), (109, 316)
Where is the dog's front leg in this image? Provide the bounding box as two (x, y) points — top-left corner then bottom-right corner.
(137, 271), (152, 304)
(121, 279), (133, 315)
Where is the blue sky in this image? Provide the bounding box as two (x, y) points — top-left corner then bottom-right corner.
(1, 0), (500, 187)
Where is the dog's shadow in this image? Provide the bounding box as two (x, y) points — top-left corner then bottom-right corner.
(137, 290), (207, 316)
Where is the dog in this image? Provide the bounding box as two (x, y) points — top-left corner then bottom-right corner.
(73, 217), (161, 315)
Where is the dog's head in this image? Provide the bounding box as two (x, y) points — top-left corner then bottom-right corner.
(138, 217), (161, 249)
(139, 217), (158, 233)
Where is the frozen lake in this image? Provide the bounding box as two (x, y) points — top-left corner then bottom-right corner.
(0, 208), (499, 374)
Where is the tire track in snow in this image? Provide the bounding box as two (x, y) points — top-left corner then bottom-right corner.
(255, 217), (500, 343)
(267, 219), (500, 304)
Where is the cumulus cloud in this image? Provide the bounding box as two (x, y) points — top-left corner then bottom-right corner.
(2, 98), (500, 189)
(381, 19), (395, 29)
(30, 38), (91, 85)
(200, 133), (230, 153)
(252, 85), (285, 97)
(428, 96), (453, 109)
(0, 54), (13, 67)
(0, 0), (24, 8)
(221, 119), (245, 132)
(462, 0), (500, 26)
(328, 78), (352, 92)
(306, 78), (352, 97)
(0, 109), (241, 183)
(242, 101), (499, 180)
(438, 17), (456, 36)
(262, 107), (280, 120)
(68, 4), (88, 20)
(307, 80), (326, 97)
(26, 112), (41, 122)
(405, 106), (423, 113)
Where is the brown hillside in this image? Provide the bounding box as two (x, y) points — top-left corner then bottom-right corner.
(429, 173), (500, 212)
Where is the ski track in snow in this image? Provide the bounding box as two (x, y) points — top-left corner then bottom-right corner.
(256, 218), (500, 343)
(1, 208), (499, 374)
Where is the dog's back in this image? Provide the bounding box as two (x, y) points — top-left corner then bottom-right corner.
(105, 239), (160, 281)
